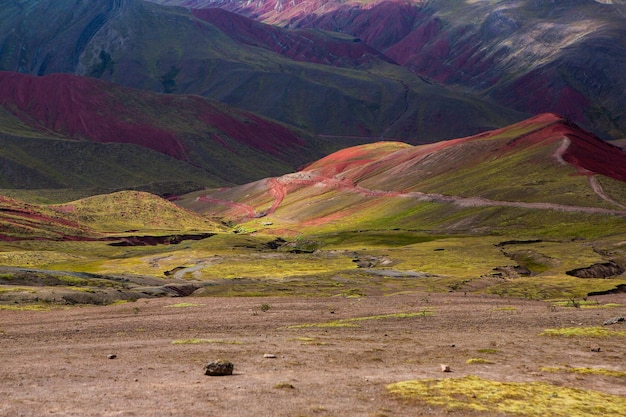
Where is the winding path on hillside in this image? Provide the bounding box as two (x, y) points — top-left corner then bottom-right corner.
(554, 137), (626, 209)
(198, 158), (626, 220)
(588, 176), (626, 209)
(269, 172), (626, 216)
(196, 196), (258, 217)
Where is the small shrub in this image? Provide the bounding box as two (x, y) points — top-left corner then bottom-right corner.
(260, 303), (271, 312)
(274, 382), (296, 390)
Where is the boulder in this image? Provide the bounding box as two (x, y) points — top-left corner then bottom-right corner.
(204, 360), (234, 376)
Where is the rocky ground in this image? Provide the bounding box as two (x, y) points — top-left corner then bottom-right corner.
(1, 292), (624, 416)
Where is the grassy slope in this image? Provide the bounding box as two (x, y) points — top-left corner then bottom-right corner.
(0, 191), (221, 241)
(0, 70), (367, 202)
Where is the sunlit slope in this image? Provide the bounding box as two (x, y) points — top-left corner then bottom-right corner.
(181, 114), (626, 237)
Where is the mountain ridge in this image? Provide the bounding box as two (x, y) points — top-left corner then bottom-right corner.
(0, 0), (528, 143)
(150, 0), (626, 139)
(178, 113), (626, 233)
(0, 70), (330, 194)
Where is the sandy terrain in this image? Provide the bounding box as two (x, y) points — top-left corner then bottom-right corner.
(1, 292), (624, 416)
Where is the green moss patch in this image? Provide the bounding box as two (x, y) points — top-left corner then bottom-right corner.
(387, 375), (626, 416)
(0, 304), (53, 311)
(550, 300), (623, 309)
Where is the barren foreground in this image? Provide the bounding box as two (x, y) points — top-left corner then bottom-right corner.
(1, 292), (625, 416)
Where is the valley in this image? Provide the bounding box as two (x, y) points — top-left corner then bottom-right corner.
(1, 0), (625, 415)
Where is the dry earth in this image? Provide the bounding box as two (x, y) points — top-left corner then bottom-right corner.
(1, 292), (625, 416)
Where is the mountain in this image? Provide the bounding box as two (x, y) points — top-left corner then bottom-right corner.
(154, 0), (626, 140)
(0, 0), (526, 142)
(177, 113), (626, 238)
(0, 71), (327, 197)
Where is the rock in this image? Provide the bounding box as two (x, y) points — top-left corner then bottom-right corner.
(440, 364), (451, 372)
(204, 360), (234, 376)
(590, 345), (602, 352)
(492, 265), (531, 278)
(352, 255), (392, 268)
(107, 354), (117, 359)
(566, 261), (624, 278)
(263, 354), (277, 358)
(603, 316), (625, 326)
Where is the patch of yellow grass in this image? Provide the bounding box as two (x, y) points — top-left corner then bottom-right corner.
(165, 302), (201, 308)
(387, 375), (626, 416)
(171, 339), (242, 345)
(287, 322), (360, 329)
(0, 304), (53, 311)
(541, 366), (626, 378)
(540, 326), (626, 338)
(550, 300), (623, 309)
(466, 358), (495, 364)
(286, 311), (433, 329)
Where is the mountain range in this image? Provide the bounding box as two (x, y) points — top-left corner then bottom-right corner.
(0, 70), (328, 197)
(149, 0), (626, 140)
(1, 0), (624, 198)
(0, 0), (525, 147)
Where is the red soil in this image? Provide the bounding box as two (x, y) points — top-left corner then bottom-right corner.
(0, 71), (307, 163)
(496, 114), (626, 182)
(0, 72), (187, 159)
(195, 105), (304, 157)
(192, 8), (393, 67)
(196, 196), (258, 218)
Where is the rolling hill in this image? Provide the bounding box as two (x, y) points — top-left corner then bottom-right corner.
(0, 190), (221, 242)
(0, 70), (329, 197)
(178, 113), (626, 238)
(155, 0), (626, 139)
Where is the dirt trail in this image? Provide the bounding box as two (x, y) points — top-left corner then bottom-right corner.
(196, 195), (258, 217)
(199, 160), (626, 220)
(553, 137), (570, 165)
(267, 178), (286, 215)
(279, 172), (626, 217)
(589, 176), (626, 209)
(172, 256), (223, 280)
